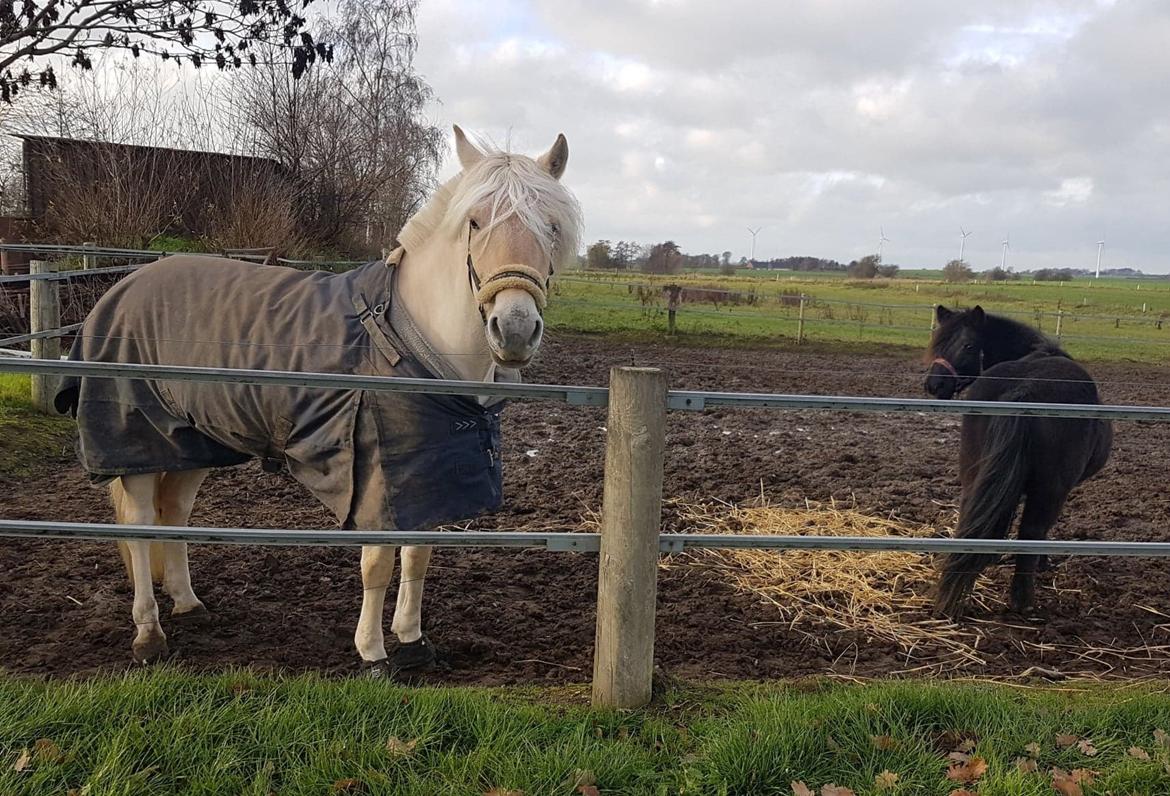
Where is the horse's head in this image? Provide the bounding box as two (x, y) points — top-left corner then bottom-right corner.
(924, 305), (985, 399)
(445, 126), (581, 369)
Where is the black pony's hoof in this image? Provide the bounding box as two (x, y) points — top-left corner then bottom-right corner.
(393, 635), (437, 672)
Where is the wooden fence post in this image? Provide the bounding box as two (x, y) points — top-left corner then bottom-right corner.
(665, 285), (681, 336)
(1055, 310), (1064, 339)
(797, 294), (806, 343)
(592, 366), (668, 710)
(29, 259), (61, 413)
(930, 304), (938, 332)
(82, 241), (96, 270)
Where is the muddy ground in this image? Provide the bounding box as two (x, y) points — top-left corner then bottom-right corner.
(3, 334), (1170, 684)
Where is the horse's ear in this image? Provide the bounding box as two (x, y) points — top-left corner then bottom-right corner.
(537, 133), (568, 180)
(935, 305), (954, 323)
(969, 305), (986, 325)
(453, 125), (485, 171)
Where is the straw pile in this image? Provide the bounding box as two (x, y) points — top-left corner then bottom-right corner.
(662, 497), (1001, 669)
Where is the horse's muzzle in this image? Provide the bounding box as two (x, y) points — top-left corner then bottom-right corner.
(924, 361), (964, 399)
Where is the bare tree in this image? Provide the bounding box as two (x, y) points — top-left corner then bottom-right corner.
(231, 0), (441, 253)
(0, 0), (330, 103)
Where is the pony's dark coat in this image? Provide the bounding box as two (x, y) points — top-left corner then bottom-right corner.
(925, 306), (1112, 614)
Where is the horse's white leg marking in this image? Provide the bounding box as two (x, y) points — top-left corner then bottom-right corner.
(355, 545), (397, 662)
(115, 474), (169, 662)
(157, 469), (210, 615)
(391, 544), (432, 644)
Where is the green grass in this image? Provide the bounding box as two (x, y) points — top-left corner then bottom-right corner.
(552, 271), (1170, 362)
(0, 374), (74, 479)
(3, 671), (1170, 795)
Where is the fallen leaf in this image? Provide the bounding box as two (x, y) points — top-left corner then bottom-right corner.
(872, 735), (897, 751)
(331, 779), (364, 793)
(946, 755), (988, 784)
(791, 782), (814, 796)
(1025, 742), (1042, 757)
(1128, 746), (1151, 760)
(819, 785), (855, 796)
(874, 770), (898, 790)
(577, 787), (600, 796)
(483, 790), (524, 796)
(1015, 756), (1039, 773)
(33, 738), (64, 764)
(947, 751), (971, 763)
(1050, 767), (1092, 796)
(385, 736), (418, 757)
(1055, 734), (1080, 749)
(1076, 739), (1098, 757)
(12, 749), (30, 772)
(1156, 728), (1170, 749)
(1053, 767), (1076, 796)
(567, 770), (597, 789)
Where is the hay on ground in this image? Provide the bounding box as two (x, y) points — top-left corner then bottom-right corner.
(662, 497), (1001, 668)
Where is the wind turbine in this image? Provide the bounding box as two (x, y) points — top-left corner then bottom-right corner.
(1000, 234), (1010, 270)
(746, 226), (763, 265)
(1095, 236), (1105, 279)
(878, 226), (890, 260)
(959, 227), (973, 263)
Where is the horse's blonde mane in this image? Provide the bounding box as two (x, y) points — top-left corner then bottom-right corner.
(398, 141), (582, 271)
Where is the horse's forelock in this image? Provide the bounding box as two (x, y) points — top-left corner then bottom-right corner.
(449, 152), (581, 268)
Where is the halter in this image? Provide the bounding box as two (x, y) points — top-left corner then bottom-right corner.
(931, 357), (959, 378)
(465, 222), (552, 323)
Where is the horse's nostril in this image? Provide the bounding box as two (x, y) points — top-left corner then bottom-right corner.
(488, 316), (503, 344)
(528, 318), (544, 347)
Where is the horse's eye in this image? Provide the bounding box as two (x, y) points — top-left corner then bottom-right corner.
(963, 343), (976, 351)
(550, 221), (560, 235)
(469, 218), (480, 231)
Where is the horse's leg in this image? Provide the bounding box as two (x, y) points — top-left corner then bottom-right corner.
(113, 473), (169, 662)
(156, 469), (210, 618)
(390, 545), (436, 670)
(1012, 487), (1068, 613)
(355, 545), (397, 669)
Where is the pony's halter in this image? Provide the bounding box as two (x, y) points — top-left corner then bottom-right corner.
(931, 357), (959, 378)
(465, 223), (551, 322)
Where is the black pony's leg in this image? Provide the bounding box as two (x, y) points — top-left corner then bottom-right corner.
(1012, 489), (1068, 613)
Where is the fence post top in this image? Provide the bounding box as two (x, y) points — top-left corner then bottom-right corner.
(610, 366), (665, 376)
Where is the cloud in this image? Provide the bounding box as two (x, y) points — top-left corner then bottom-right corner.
(416, 0), (1170, 271)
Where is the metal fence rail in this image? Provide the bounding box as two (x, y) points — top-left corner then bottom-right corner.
(0, 243), (367, 273)
(5, 519), (1170, 557)
(4, 357), (1170, 421)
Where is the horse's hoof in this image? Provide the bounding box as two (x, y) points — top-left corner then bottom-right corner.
(132, 630), (169, 664)
(360, 659), (395, 679)
(171, 602), (211, 624)
(393, 635), (437, 672)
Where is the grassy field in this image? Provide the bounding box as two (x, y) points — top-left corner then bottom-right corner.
(3, 670), (1170, 795)
(0, 373), (73, 479)
(550, 270), (1170, 362)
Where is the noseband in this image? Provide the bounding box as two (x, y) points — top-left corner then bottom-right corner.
(466, 223), (551, 323)
(931, 357), (959, 378)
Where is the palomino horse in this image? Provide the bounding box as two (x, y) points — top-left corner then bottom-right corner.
(55, 127), (581, 674)
(924, 305), (1112, 616)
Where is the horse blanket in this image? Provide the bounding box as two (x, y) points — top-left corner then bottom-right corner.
(54, 254), (509, 531)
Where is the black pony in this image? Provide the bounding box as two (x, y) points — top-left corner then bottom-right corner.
(924, 305), (1112, 616)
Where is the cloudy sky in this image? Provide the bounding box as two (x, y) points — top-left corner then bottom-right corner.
(413, 0), (1170, 272)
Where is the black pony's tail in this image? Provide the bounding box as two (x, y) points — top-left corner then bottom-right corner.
(936, 414), (1030, 616)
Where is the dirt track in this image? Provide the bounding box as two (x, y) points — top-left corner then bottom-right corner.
(3, 334), (1170, 683)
